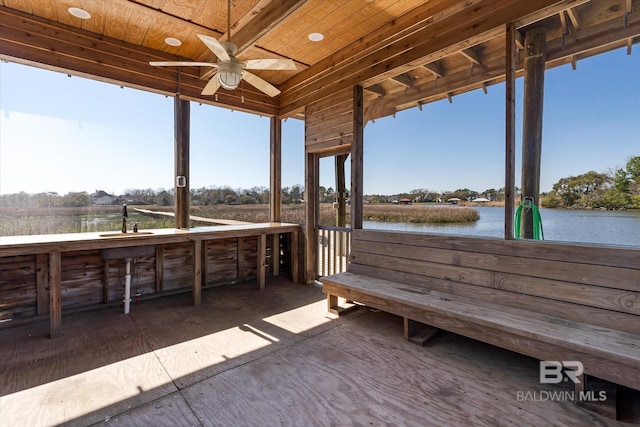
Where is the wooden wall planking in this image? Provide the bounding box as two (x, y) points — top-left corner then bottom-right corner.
(61, 250), (104, 309)
(0, 254), (37, 319)
(305, 88), (354, 154)
(206, 238), (238, 285)
(0, 233), (283, 327)
(162, 242), (194, 291)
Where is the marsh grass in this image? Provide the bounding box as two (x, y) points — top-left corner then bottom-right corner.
(0, 206), (173, 236)
(363, 204), (479, 224)
(0, 204), (478, 236)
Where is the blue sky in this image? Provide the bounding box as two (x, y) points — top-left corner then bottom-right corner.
(0, 46), (638, 196)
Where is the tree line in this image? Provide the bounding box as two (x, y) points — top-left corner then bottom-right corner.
(0, 185), (305, 209)
(2, 155), (637, 210)
(541, 156), (640, 209)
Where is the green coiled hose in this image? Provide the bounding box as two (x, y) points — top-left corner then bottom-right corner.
(514, 198), (544, 240)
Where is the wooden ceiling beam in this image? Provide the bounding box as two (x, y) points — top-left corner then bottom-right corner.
(391, 73), (414, 87)
(375, 59), (507, 117)
(559, 11), (569, 34)
(423, 62), (444, 78)
(229, 0), (309, 55)
(365, 84), (386, 96)
(369, 8), (640, 120)
(279, 0), (590, 116)
(459, 48), (482, 66)
(278, 0), (476, 97)
(515, 29), (525, 50)
(546, 8), (640, 60)
(566, 8), (581, 31)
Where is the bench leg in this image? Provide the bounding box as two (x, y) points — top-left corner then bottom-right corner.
(404, 318), (439, 346)
(574, 373), (618, 420)
(327, 294), (358, 316)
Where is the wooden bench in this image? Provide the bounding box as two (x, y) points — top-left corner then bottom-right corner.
(321, 229), (640, 399)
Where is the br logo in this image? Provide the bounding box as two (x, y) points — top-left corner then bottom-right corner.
(539, 361), (584, 384)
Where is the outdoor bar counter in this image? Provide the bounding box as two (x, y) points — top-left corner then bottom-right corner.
(0, 223), (300, 337)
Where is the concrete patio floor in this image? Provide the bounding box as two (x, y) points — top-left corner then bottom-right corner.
(0, 278), (637, 426)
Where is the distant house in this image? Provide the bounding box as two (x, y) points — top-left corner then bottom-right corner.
(448, 197), (461, 205)
(399, 198), (412, 205)
(473, 197), (490, 203)
(93, 196), (114, 205)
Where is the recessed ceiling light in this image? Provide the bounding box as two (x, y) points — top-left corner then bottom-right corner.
(308, 32), (324, 42)
(68, 7), (91, 20)
(164, 37), (182, 47)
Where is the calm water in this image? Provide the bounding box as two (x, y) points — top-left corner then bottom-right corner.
(364, 206), (640, 247)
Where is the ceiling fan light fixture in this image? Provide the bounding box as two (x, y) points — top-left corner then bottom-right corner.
(217, 61), (242, 90)
(68, 7), (91, 19)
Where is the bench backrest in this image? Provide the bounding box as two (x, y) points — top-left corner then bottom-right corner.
(347, 229), (640, 335)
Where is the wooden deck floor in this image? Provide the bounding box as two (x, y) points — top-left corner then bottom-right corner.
(0, 278), (637, 426)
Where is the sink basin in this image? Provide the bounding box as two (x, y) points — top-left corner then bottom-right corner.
(99, 245), (155, 260)
(99, 231), (154, 238)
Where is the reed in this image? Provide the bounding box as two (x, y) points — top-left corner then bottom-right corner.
(363, 205), (479, 224)
(0, 203), (477, 236)
(192, 204), (477, 225)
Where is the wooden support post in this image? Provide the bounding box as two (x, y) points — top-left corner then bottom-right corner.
(304, 150), (319, 283)
(192, 239), (202, 305)
(327, 293), (358, 316)
(175, 96), (190, 229)
(237, 237), (246, 281)
(201, 240), (208, 286)
(257, 234), (267, 289)
(351, 86), (364, 230)
(575, 373), (618, 420)
(505, 23), (517, 240)
(521, 28), (546, 239)
(335, 154), (347, 227)
(36, 253), (49, 314)
(327, 294), (339, 315)
(49, 251), (61, 338)
(272, 234), (280, 277)
(155, 245), (163, 293)
(290, 229), (299, 284)
(270, 117), (282, 277)
(102, 259), (109, 304)
(403, 318), (440, 346)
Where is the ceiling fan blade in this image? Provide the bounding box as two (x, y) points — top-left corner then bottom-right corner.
(197, 34), (231, 62)
(150, 61), (217, 67)
(244, 58), (296, 71)
(201, 74), (221, 96)
(242, 71), (281, 97)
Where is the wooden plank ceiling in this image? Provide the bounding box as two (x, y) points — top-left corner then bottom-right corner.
(0, 0), (638, 120)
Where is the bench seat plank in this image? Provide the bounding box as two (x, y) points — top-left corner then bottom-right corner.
(348, 263), (639, 335)
(321, 272), (640, 389)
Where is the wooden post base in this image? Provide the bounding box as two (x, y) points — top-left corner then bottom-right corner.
(575, 374), (618, 420)
(327, 294), (359, 316)
(404, 318), (439, 346)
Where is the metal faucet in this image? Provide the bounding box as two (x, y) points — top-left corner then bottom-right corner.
(122, 204), (128, 233)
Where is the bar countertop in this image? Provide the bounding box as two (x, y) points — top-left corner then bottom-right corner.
(0, 222), (300, 256)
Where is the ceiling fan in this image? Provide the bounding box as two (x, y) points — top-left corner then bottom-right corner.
(150, 0), (295, 97)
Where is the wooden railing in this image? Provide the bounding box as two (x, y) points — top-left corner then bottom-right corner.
(317, 226), (352, 277)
